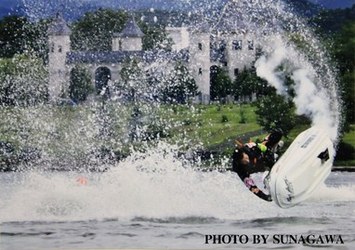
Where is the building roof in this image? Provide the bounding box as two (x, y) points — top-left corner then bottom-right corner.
(48, 13), (71, 36)
(114, 16), (144, 38)
(188, 20), (210, 33)
(66, 49), (189, 65)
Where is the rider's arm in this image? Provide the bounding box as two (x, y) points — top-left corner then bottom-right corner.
(244, 177), (272, 202)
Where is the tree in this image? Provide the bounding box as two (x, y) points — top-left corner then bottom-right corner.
(119, 58), (147, 102)
(0, 15), (48, 60)
(0, 54), (48, 106)
(255, 92), (296, 136)
(162, 62), (199, 104)
(312, 5), (355, 34)
(333, 21), (355, 124)
(69, 65), (93, 103)
(27, 18), (50, 62)
(233, 67), (271, 101)
(70, 9), (171, 52)
(140, 22), (173, 51)
(0, 15), (28, 58)
(71, 9), (128, 51)
(210, 67), (232, 102)
(312, 6), (355, 126)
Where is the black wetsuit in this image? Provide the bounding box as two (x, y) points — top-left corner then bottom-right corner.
(231, 130), (283, 201)
(232, 144), (273, 202)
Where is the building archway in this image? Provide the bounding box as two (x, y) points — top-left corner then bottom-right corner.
(95, 67), (111, 97)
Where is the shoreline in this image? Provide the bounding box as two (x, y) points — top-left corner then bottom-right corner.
(1, 166), (354, 173)
(332, 166), (355, 172)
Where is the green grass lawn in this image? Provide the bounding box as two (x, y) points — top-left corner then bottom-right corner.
(159, 104), (262, 147)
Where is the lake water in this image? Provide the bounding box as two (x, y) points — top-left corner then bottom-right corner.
(0, 168), (354, 249)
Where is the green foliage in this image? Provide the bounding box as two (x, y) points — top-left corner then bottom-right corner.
(312, 6), (355, 125)
(333, 22), (355, 124)
(0, 15), (48, 59)
(255, 93), (296, 136)
(162, 62), (199, 104)
(233, 67), (271, 101)
(312, 5), (355, 34)
(0, 141), (19, 171)
(0, 54), (48, 106)
(239, 108), (247, 124)
(335, 141), (355, 162)
(119, 58), (148, 102)
(140, 22), (173, 51)
(69, 65), (93, 102)
(221, 115), (228, 123)
(0, 10), (171, 58)
(210, 67), (232, 102)
(71, 9), (128, 51)
(0, 15), (28, 57)
(183, 119), (192, 126)
(120, 59), (143, 83)
(70, 9), (171, 52)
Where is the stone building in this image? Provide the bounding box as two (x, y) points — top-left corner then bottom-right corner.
(47, 13), (258, 104)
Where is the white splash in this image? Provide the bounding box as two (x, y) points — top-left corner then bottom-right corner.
(0, 142), (353, 223)
(255, 35), (340, 142)
(0, 143), (272, 222)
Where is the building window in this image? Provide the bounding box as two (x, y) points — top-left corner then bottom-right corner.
(198, 68), (203, 75)
(50, 43), (55, 52)
(248, 40), (254, 50)
(234, 68), (239, 76)
(58, 45), (62, 53)
(219, 41), (226, 52)
(233, 40), (242, 50)
(198, 43), (203, 50)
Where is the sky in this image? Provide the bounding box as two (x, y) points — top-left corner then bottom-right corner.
(0, 0), (354, 20)
(1, 0), (355, 9)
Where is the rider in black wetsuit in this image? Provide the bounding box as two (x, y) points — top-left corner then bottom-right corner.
(231, 130), (283, 202)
